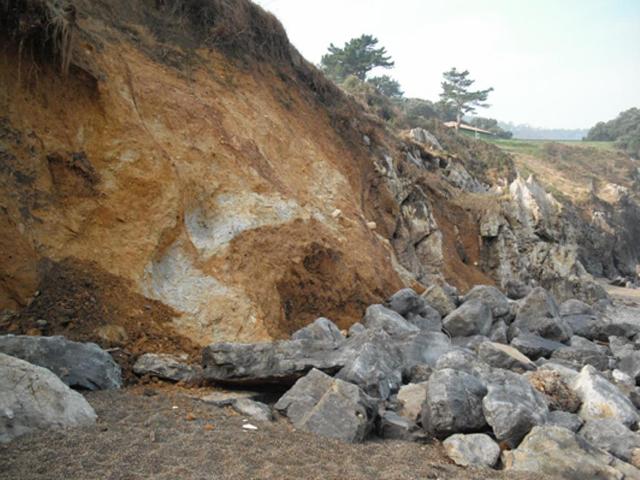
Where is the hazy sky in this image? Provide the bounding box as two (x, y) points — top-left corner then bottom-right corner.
(254, 0), (640, 129)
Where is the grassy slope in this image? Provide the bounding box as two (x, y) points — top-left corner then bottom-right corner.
(486, 138), (634, 204)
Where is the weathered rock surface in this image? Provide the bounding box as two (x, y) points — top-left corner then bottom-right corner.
(443, 433), (501, 468)
(133, 353), (200, 383)
(396, 382), (428, 422)
(0, 353), (96, 443)
(462, 285), (511, 318)
(525, 369), (581, 413)
(421, 284), (458, 317)
(291, 317), (345, 344)
(274, 368), (376, 443)
(442, 300), (493, 337)
(546, 410), (583, 432)
(232, 399), (273, 422)
(571, 365), (640, 427)
(336, 329), (402, 399)
(580, 419), (640, 466)
(503, 425), (638, 479)
(489, 320), (509, 344)
(510, 288), (572, 342)
(511, 333), (565, 360)
(361, 305), (419, 337)
(421, 368), (487, 438)
(0, 335), (121, 390)
(478, 341), (536, 372)
(551, 346), (610, 371)
(616, 351), (640, 384)
(482, 370), (549, 447)
(202, 340), (343, 385)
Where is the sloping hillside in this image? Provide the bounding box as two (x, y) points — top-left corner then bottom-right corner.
(0, 0), (621, 354)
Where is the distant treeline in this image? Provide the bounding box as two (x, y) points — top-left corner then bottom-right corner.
(585, 108), (640, 158)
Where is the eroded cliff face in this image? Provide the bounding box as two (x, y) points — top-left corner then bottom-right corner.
(0, 0), (632, 352)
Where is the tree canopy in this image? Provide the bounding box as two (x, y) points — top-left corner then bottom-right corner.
(367, 75), (403, 98)
(440, 68), (493, 129)
(320, 34), (394, 83)
(585, 108), (640, 158)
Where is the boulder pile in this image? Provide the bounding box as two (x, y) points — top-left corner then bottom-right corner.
(203, 284), (640, 477)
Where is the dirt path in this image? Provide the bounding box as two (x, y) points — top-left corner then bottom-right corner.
(0, 387), (546, 480)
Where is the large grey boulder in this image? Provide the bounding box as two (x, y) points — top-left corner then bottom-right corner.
(503, 425), (639, 479)
(274, 368), (376, 443)
(478, 341), (536, 372)
(291, 317), (345, 345)
(571, 365), (640, 427)
(202, 339), (343, 385)
(336, 329), (402, 399)
(421, 284), (457, 317)
(462, 285), (511, 318)
(580, 419), (640, 467)
(361, 305), (419, 337)
(482, 369), (549, 447)
(511, 334), (565, 360)
(560, 299), (594, 317)
(0, 353), (96, 443)
(510, 287), (572, 342)
(442, 300), (493, 337)
(421, 368), (487, 438)
(385, 288), (430, 318)
(405, 308), (442, 332)
(133, 353), (201, 383)
(0, 335), (121, 390)
(443, 433), (501, 468)
(551, 346), (610, 371)
(563, 314), (603, 341)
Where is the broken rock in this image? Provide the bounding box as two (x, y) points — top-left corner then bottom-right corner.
(202, 339), (343, 385)
(421, 368), (487, 438)
(274, 368), (376, 443)
(442, 300), (493, 337)
(0, 335), (122, 390)
(133, 353), (201, 383)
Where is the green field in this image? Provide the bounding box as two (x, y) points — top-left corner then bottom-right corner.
(486, 137), (617, 156)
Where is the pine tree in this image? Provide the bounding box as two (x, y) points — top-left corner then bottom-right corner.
(440, 68), (493, 130)
(321, 34), (394, 83)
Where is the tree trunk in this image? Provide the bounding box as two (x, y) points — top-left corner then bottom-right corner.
(455, 111), (461, 131)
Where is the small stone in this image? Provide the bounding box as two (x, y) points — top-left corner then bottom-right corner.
(233, 399), (273, 422)
(242, 423), (258, 431)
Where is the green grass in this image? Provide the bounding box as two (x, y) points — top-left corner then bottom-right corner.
(486, 137), (617, 156)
